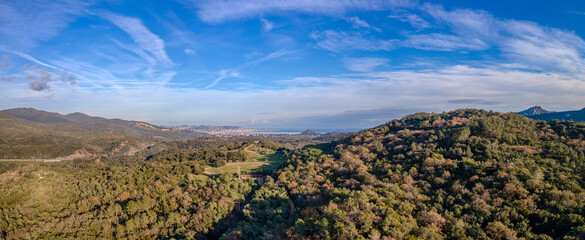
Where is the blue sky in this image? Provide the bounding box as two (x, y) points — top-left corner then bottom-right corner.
(1, 0), (585, 129)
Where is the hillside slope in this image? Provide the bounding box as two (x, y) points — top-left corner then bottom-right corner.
(234, 109), (585, 239)
(0, 108), (207, 159)
(524, 108), (585, 122)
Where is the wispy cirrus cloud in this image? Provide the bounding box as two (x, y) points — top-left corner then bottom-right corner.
(280, 64), (585, 110)
(96, 10), (173, 67)
(184, 48), (196, 56)
(402, 33), (489, 51)
(343, 57), (389, 72)
(0, 0), (93, 51)
(568, 11), (585, 16)
(206, 49), (292, 89)
(206, 70), (241, 90)
(501, 21), (585, 75)
(0, 46), (78, 91)
(348, 17), (381, 32)
(260, 18), (275, 32)
(311, 30), (395, 52)
(388, 12), (430, 29)
(423, 4), (498, 40)
(189, 0), (415, 23)
(412, 3), (585, 75)
(0, 46), (61, 70)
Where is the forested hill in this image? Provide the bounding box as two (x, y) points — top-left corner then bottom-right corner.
(1, 108), (191, 134)
(235, 109), (585, 239)
(0, 108), (207, 159)
(523, 107), (585, 122)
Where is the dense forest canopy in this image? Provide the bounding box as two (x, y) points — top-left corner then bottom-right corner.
(1, 109), (585, 239)
(267, 110), (585, 239)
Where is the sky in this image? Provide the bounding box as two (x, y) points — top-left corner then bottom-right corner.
(1, 0), (585, 130)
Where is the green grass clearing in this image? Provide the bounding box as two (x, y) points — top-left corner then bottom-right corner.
(205, 150), (284, 175)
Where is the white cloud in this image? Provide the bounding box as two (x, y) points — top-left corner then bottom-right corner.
(423, 4), (498, 40)
(343, 57), (389, 72)
(260, 18), (274, 32)
(190, 0), (415, 23)
(48, 54), (176, 94)
(568, 11), (585, 16)
(501, 21), (585, 75)
(402, 33), (488, 51)
(97, 11), (173, 67)
(205, 49), (292, 89)
(184, 48), (197, 56)
(388, 12), (430, 29)
(311, 30), (395, 52)
(419, 3), (585, 75)
(348, 17), (381, 32)
(205, 70), (241, 89)
(245, 49), (292, 67)
(0, 46), (60, 70)
(268, 1), (585, 68)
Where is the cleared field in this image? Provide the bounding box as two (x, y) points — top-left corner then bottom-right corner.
(246, 150), (282, 161)
(205, 151), (284, 175)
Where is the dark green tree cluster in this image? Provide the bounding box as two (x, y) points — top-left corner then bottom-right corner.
(149, 143), (251, 165)
(224, 176), (292, 239)
(0, 161), (255, 239)
(257, 140), (281, 151)
(149, 140), (282, 167)
(151, 147), (248, 166)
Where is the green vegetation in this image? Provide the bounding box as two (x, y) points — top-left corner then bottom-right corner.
(0, 160), (255, 239)
(225, 177), (291, 239)
(150, 139), (285, 175)
(2, 109), (585, 239)
(262, 110), (585, 239)
(245, 147), (282, 162)
(205, 151), (285, 175)
(0, 109), (207, 159)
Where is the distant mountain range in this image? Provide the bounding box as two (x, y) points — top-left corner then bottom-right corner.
(517, 106), (585, 122)
(0, 108), (207, 159)
(3, 108), (162, 129)
(516, 106), (553, 116)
